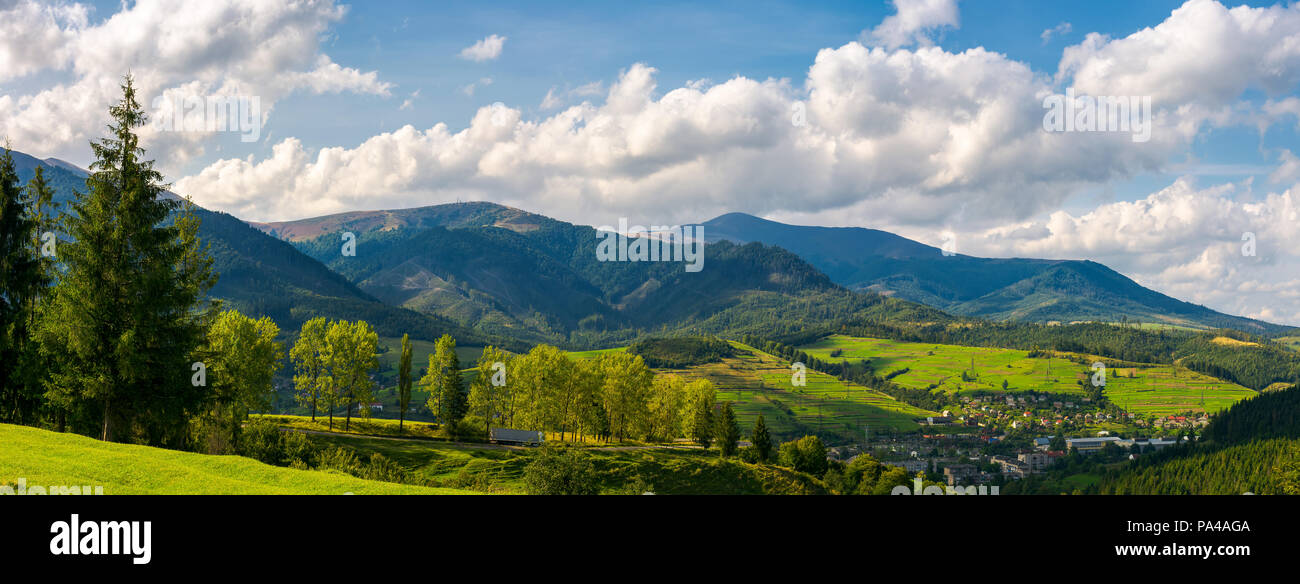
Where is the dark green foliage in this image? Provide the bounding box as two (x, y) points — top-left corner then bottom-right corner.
(1097, 386), (1300, 494)
(37, 76), (217, 446)
(626, 335), (736, 368)
(1201, 386), (1300, 445)
(778, 435), (828, 476)
(691, 402), (714, 448)
(397, 334), (413, 432)
(523, 447), (599, 495)
(838, 455), (912, 495)
(0, 149), (46, 424)
(751, 414), (773, 462)
(715, 402), (740, 457)
(237, 418), (318, 467)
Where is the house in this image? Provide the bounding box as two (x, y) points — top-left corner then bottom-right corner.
(1066, 436), (1124, 454)
(367, 402), (383, 411)
(1017, 452), (1053, 472)
(488, 427), (545, 446)
(885, 459), (929, 474)
(943, 464), (979, 486)
(991, 456), (1027, 478)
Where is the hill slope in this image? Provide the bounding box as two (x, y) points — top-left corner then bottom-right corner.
(700, 212), (1286, 334)
(7, 148), (475, 342)
(0, 423), (468, 494)
(259, 202), (870, 346)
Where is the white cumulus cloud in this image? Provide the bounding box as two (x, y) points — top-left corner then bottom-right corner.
(458, 34), (507, 62)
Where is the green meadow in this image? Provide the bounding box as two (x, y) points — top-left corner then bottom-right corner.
(1101, 366), (1256, 416)
(1278, 336), (1300, 352)
(377, 336), (484, 374)
(799, 334), (1090, 397)
(257, 414), (442, 439)
(796, 335), (1255, 416)
(0, 423), (470, 495)
(572, 341), (937, 442)
(297, 429), (826, 494)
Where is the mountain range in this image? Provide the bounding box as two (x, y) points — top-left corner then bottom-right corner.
(700, 212), (1283, 333)
(7, 146), (1290, 347)
(8, 150), (481, 346)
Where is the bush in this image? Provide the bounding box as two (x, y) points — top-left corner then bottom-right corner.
(282, 431), (319, 467)
(239, 418), (290, 465)
(523, 447), (600, 495)
(778, 435), (828, 477)
(627, 336), (736, 368)
(361, 453), (406, 483)
(450, 415), (488, 441)
(317, 447), (363, 475)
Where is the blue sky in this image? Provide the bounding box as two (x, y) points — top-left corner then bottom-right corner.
(207, 0), (1288, 167)
(52, 0), (1293, 213)
(4, 0), (1300, 323)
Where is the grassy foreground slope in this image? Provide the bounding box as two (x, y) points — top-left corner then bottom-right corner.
(0, 424), (470, 495)
(298, 430), (827, 494)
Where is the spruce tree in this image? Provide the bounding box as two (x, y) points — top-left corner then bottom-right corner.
(398, 333), (413, 433)
(0, 148), (43, 423)
(715, 401), (740, 457)
(38, 75), (216, 444)
(692, 402), (714, 448)
(433, 334), (466, 427)
(752, 413), (773, 462)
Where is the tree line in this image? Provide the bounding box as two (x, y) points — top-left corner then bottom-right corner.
(0, 76), (285, 452)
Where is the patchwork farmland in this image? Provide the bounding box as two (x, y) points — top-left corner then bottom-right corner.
(573, 342), (937, 442)
(796, 335), (1256, 416)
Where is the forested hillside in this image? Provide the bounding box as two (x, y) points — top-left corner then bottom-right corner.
(1098, 387), (1300, 494)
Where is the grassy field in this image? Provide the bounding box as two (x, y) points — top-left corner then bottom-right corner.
(566, 346), (628, 359)
(1278, 336), (1300, 352)
(593, 342), (937, 442)
(1102, 366), (1256, 416)
(377, 336), (484, 374)
(297, 430), (826, 494)
(797, 335), (1254, 415)
(0, 423), (471, 495)
(799, 335), (1091, 398)
(257, 414), (442, 439)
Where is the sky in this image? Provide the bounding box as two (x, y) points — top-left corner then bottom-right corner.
(2, 0), (1300, 325)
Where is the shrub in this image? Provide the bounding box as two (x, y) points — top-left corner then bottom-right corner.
(238, 418), (290, 465)
(778, 435), (828, 477)
(361, 453), (406, 483)
(523, 447), (600, 495)
(317, 447), (363, 475)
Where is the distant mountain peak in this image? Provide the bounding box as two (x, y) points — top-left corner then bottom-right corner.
(700, 211), (1285, 333)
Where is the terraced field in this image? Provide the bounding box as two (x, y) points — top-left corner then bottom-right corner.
(799, 335), (1090, 397)
(377, 336), (484, 374)
(797, 335), (1255, 416)
(1102, 366), (1256, 416)
(624, 342), (936, 442)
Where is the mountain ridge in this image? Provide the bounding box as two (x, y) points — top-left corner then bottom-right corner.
(698, 212), (1285, 334)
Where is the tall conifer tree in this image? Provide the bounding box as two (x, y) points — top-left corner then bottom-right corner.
(38, 76), (216, 444)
